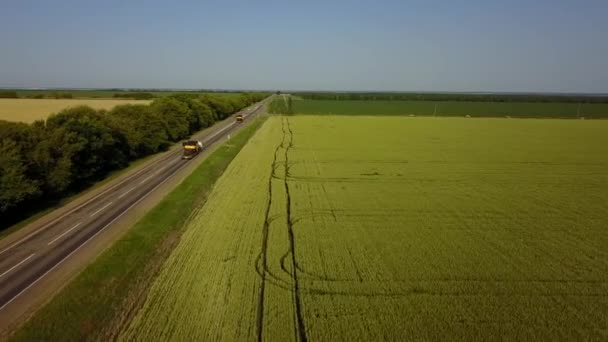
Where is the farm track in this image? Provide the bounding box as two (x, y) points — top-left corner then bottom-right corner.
(256, 117), (307, 342)
(281, 118), (307, 342)
(255, 126), (281, 342)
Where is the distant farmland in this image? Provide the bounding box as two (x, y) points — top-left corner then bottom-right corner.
(0, 99), (151, 122)
(272, 98), (608, 118)
(123, 116), (608, 340)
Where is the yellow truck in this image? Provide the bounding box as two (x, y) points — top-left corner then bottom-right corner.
(182, 140), (203, 160)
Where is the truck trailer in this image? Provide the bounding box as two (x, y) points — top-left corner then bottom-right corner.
(182, 140), (204, 160)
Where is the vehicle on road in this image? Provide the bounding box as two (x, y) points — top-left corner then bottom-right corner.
(235, 114), (244, 122)
(182, 140), (204, 159)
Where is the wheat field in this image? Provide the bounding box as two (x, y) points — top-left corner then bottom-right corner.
(123, 116), (608, 340)
(0, 99), (151, 122)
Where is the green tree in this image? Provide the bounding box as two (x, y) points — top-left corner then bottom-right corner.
(187, 100), (214, 131)
(0, 139), (40, 213)
(108, 104), (169, 158)
(29, 124), (76, 194)
(45, 106), (129, 185)
(200, 95), (234, 120)
(151, 98), (191, 141)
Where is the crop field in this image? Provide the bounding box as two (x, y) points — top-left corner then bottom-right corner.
(0, 98), (152, 122)
(276, 98), (608, 118)
(122, 116), (608, 340)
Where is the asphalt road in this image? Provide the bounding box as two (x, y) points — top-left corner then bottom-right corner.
(0, 98), (269, 326)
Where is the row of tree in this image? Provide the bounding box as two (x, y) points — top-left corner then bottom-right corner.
(0, 92), (74, 99)
(113, 92), (157, 100)
(0, 93), (267, 228)
(297, 92), (608, 103)
(0, 91), (19, 98)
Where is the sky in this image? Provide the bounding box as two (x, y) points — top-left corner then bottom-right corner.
(1, 0), (607, 93)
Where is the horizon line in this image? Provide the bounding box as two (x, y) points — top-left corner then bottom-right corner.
(2, 86), (608, 97)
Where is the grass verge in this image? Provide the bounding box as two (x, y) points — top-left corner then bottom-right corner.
(9, 117), (267, 341)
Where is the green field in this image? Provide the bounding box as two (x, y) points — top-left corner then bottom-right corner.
(272, 98), (608, 118)
(122, 116), (608, 340)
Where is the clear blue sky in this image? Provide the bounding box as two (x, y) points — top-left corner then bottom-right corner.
(1, 0), (607, 92)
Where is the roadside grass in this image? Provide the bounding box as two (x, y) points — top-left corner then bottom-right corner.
(9, 117), (267, 341)
(269, 98), (608, 118)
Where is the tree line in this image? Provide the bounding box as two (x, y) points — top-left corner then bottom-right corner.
(113, 92), (157, 100)
(297, 92), (608, 104)
(0, 93), (267, 229)
(0, 91), (19, 98)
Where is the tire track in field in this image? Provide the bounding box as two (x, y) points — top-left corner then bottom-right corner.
(283, 117), (308, 342)
(256, 128), (284, 342)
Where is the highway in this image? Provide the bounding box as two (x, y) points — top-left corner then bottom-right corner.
(0, 98), (269, 328)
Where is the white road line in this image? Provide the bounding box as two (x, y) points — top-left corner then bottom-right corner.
(139, 174), (154, 185)
(0, 254), (36, 279)
(89, 202), (112, 218)
(154, 164), (169, 175)
(0, 161), (186, 312)
(47, 223), (82, 246)
(118, 187), (136, 199)
(0, 227), (46, 256)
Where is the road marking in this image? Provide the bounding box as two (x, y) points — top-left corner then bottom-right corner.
(139, 174), (154, 185)
(0, 228), (47, 256)
(47, 223), (82, 246)
(0, 160), (188, 312)
(154, 164), (169, 175)
(0, 254), (35, 279)
(118, 187), (136, 199)
(89, 202), (112, 218)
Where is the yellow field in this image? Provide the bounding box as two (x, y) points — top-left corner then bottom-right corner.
(0, 99), (152, 123)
